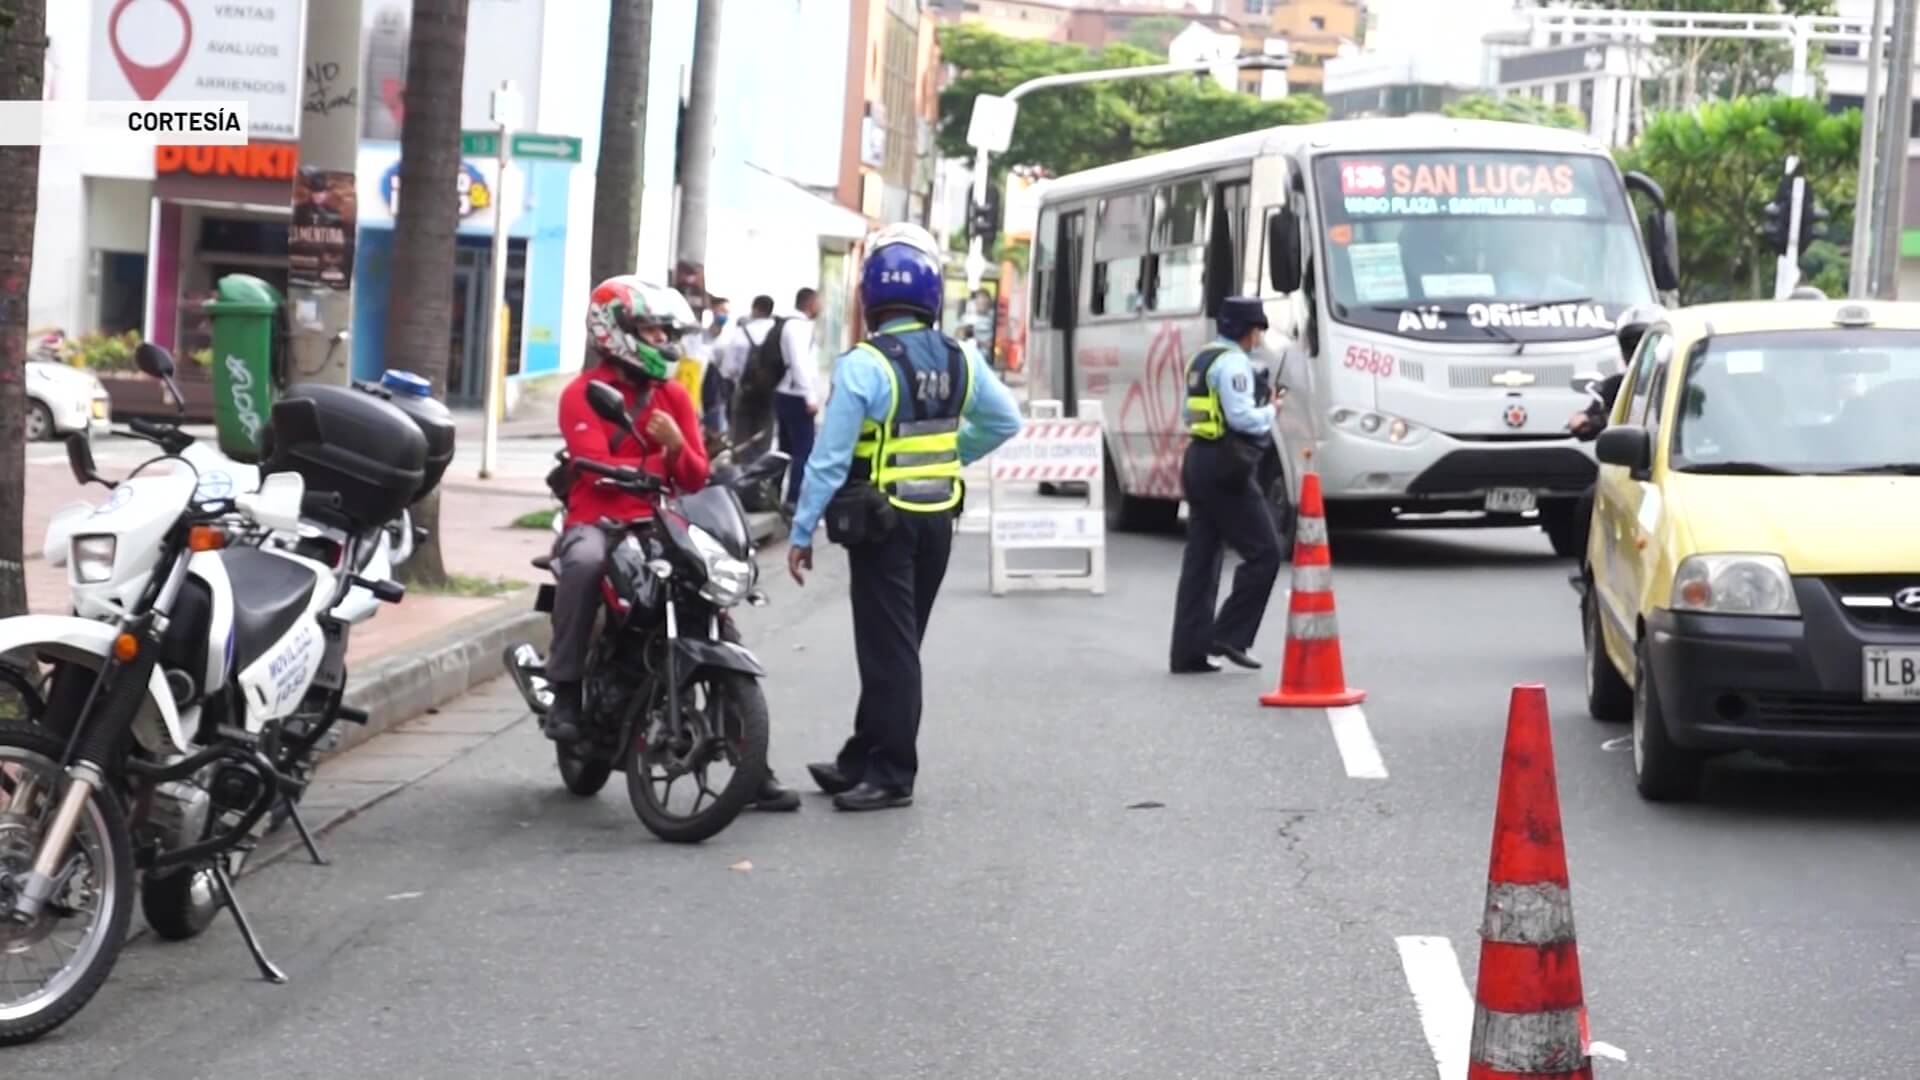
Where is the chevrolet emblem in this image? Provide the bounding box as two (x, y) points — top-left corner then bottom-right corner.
(1490, 369), (1536, 388)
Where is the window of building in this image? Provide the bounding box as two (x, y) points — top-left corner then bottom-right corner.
(1244, 0), (1267, 13)
(1310, 15), (1325, 30)
(1091, 190), (1150, 318)
(1150, 178), (1208, 313)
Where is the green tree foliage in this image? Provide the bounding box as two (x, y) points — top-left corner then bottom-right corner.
(936, 24), (1328, 180)
(1614, 95), (1859, 302)
(1442, 93), (1587, 130)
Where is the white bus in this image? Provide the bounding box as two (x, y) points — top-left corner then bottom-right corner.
(1026, 116), (1678, 554)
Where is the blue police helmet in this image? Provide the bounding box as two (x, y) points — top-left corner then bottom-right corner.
(861, 223), (944, 323)
(1217, 296), (1270, 341)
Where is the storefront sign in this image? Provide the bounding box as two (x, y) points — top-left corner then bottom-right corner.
(377, 160), (493, 219)
(91, 0), (303, 139)
(290, 167), (358, 290)
(155, 140), (298, 181)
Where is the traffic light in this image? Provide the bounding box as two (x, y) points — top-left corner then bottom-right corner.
(1759, 166), (1826, 257)
(968, 184), (1001, 249)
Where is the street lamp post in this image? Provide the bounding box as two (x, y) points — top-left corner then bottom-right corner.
(963, 55), (1290, 290)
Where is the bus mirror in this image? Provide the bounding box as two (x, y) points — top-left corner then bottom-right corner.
(1646, 209), (1679, 293)
(1268, 207), (1303, 294)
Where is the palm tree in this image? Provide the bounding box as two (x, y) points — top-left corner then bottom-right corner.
(383, 0), (469, 587)
(589, 0), (652, 287)
(0, 0), (46, 617)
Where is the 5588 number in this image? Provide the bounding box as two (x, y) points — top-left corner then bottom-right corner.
(1343, 344), (1395, 378)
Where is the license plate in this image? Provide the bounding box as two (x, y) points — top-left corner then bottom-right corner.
(1864, 646), (1920, 702)
(90, 399), (108, 419)
(1485, 487), (1536, 514)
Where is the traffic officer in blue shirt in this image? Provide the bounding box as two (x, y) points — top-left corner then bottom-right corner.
(1170, 296), (1284, 674)
(786, 223), (1023, 811)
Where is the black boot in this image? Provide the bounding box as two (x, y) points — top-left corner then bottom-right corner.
(751, 771), (801, 812)
(545, 681), (584, 743)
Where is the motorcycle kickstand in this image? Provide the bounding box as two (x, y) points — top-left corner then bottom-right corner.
(283, 800), (329, 867)
(211, 861), (288, 985)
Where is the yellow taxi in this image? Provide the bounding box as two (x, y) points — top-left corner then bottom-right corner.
(1581, 299), (1920, 801)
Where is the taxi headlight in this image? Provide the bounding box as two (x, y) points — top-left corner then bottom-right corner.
(1672, 554), (1799, 616)
(72, 534), (116, 584)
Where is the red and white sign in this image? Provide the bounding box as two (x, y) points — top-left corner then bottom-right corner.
(1339, 161), (1388, 195)
(90, 0), (302, 139)
(989, 419), (1102, 481)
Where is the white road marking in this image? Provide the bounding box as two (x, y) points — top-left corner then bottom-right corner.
(1591, 1040), (1629, 1063)
(1601, 736), (1632, 753)
(1396, 935), (1473, 1080)
(1328, 705), (1387, 779)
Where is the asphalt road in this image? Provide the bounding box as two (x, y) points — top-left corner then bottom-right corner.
(11, 520), (1920, 1078)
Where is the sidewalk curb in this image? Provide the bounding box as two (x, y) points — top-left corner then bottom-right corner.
(331, 588), (550, 759)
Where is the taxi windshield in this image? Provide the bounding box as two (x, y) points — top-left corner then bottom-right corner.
(1313, 151), (1654, 344)
(1671, 329), (1920, 475)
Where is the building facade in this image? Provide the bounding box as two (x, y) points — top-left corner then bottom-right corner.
(1267, 0), (1361, 93)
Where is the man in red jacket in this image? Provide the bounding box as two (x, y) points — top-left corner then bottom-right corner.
(545, 277), (799, 810)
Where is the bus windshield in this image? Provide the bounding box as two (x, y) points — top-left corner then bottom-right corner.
(1312, 151), (1654, 344)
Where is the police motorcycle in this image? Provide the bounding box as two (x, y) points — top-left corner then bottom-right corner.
(35, 371), (448, 840)
(504, 382), (786, 845)
(0, 344), (448, 1045)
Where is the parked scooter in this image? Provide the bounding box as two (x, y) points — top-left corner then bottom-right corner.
(0, 345), (446, 1044)
(506, 383), (787, 844)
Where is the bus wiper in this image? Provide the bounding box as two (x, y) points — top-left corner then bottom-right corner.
(1832, 463), (1920, 476)
(1675, 461), (1802, 475)
(1360, 303), (1522, 352)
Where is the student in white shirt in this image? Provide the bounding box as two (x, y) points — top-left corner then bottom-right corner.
(774, 287), (822, 511)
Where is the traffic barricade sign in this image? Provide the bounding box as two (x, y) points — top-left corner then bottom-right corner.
(986, 399), (1106, 596)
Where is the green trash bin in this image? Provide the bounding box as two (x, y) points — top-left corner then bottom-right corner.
(207, 273), (282, 462)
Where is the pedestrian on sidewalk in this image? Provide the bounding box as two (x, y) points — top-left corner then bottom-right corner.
(698, 295), (736, 441)
(1169, 297), (1283, 675)
(730, 295), (783, 457)
(785, 223), (1022, 811)
(774, 288), (823, 515)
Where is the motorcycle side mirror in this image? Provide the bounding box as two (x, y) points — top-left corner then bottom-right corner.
(585, 382), (634, 430)
(64, 433), (108, 488)
(134, 342), (187, 415)
(740, 451), (791, 484)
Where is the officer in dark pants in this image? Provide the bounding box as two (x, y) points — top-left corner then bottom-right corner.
(784, 223), (1022, 811)
(1170, 297), (1284, 675)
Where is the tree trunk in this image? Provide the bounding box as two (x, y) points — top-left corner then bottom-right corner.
(589, 0), (651, 288)
(0, 1), (46, 617)
(386, 0), (469, 587)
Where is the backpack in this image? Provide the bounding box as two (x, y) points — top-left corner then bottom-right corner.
(741, 316), (789, 397)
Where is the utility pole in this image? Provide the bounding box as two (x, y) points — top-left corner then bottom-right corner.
(289, 0), (363, 388)
(479, 81), (520, 481)
(1850, 0), (1887, 298)
(1872, 0), (1917, 300)
(676, 0), (723, 269)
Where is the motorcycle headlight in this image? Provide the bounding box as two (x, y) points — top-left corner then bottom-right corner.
(72, 534), (116, 584)
(688, 525), (754, 605)
(1672, 554), (1800, 616)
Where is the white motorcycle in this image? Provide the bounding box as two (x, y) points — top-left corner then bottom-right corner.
(0, 344), (442, 1045)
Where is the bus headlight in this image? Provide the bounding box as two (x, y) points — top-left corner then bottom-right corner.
(1329, 408), (1425, 446)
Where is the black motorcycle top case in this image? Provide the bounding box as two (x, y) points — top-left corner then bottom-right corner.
(374, 387), (456, 501)
(264, 383), (428, 532)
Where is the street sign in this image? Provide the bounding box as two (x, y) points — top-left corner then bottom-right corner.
(460, 130), (499, 156)
(966, 94), (1018, 154)
(987, 403), (1107, 596)
(509, 133), (583, 163)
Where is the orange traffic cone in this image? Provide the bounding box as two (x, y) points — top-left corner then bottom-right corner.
(1468, 685), (1591, 1080)
(1260, 469), (1365, 708)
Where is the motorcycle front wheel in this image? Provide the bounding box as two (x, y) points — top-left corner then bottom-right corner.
(0, 724), (135, 1046)
(626, 670), (769, 844)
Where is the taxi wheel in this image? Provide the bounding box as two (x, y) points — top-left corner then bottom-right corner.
(1632, 638), (1705, 802)
(1583, 590), (1630, 723)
